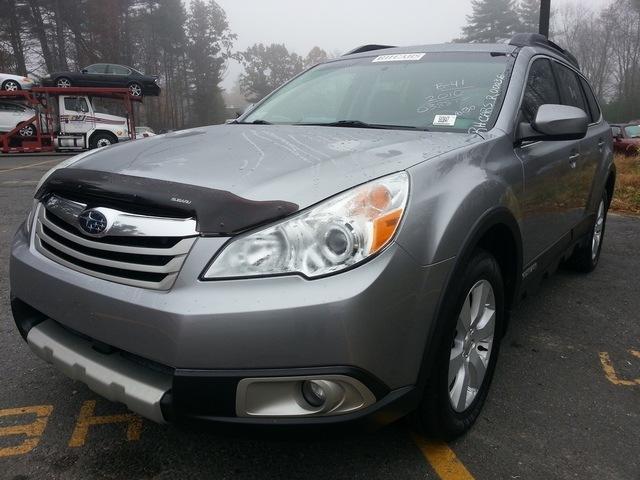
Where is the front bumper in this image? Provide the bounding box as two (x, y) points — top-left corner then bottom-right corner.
(10, 222), (452, 425)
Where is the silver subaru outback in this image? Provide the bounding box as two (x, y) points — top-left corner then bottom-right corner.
(10, 34), (615, 439)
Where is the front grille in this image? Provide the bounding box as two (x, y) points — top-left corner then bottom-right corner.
(33, 199), (198, 290)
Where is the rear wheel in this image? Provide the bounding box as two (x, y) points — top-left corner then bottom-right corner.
(565, 191), (608, 273)
(128, 82), (142, 97)
(416, 249), (504, 440)
(56, 77), (71, 88)
(18, 123), (36, 137)
(89, 132), (117, 149)
(2, 80), (20, 91)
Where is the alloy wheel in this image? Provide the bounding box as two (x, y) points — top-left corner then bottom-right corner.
(129, 84), (142, 96)
(19, 125), (35, 137)
(57, 78), (71, 88)
(3, 80), (19, 91)
(592, 200), (605, 261)
(96, 138), (112, 147)
(448, 279), (496, 412)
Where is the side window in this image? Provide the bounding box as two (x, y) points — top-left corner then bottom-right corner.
(521, 58), (560, 123)
(109, 65), (130, 75)
(85, 64), (107, 74)
(64, 97), (89, 112)
(579, 77), (601, 123)
(553, 63), (587, 113)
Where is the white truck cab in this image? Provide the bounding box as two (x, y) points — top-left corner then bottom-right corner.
(56, 95), (130, 150)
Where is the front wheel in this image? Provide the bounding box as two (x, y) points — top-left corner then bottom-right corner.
(2, 80), (21, 91)
(416, 249), (504, 440)
(89, 132), (117, 149)
(18, 123), (36, 137)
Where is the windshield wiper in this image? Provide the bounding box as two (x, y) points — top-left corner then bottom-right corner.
(236, 119), (272, 125)
(299, 120), (426, 131)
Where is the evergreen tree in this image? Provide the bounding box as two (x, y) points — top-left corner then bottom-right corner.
(460, 0), (522, 42)
(518, 0), (540, 33)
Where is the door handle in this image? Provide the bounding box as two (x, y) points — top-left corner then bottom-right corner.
(597, 139), (605, 150)
(569, 152), (580, 169)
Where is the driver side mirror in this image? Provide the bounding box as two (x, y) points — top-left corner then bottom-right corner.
(81, 69), (88, 74)
(517, 104), (588, 143)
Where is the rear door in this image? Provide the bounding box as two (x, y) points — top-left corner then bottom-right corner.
(515, 57), (577, 265)
(552, 62), (604, 230)
(106, 64), (131, 88)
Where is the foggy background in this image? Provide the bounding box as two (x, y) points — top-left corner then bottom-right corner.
(1, 0), (636, 131)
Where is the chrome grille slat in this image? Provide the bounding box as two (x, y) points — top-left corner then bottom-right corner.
(38, 208), (195, 256)
(34, 199), (199, 291)
(36, 222), (187, 274)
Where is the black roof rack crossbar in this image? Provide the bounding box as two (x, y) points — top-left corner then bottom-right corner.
(509, 33), (580, 69)
(344, 44), (396, 56)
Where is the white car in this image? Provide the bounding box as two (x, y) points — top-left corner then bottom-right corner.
(0, 73), (35, 91)
(135, 126), (156, 138)
(0, 101), (37, 136)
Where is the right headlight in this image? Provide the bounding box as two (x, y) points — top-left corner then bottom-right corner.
(203, 172), (409, 279)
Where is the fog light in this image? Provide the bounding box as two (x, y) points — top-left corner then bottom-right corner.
(302, 380), (327, 407)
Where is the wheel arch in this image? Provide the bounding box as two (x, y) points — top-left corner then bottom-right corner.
(414, 206), (523, 392)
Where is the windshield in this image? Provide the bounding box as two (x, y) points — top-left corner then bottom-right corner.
(243, 52), (511, 133)
(624, 125), (640, 138)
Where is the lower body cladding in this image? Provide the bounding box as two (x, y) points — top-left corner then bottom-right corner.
(10, 223), (453, 426)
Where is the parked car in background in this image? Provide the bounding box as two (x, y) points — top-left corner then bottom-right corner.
(43, 64), (160, 97)
(611, 123), (640, 155)
(0, 73), (36, 91)
(0, 101), (37, 136)
(135, 126), (156, 138)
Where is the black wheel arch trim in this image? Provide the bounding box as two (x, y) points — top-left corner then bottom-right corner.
(414, 206), (523, 393)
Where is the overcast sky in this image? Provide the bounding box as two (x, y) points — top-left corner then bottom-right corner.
(215, 0), (613, 89)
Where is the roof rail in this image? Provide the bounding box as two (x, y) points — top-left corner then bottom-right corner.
(509, 33), (580, 69)
(344, 44), (396, 56)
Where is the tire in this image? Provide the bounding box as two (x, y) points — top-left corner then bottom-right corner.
(56, 77), (71, 88)
(18, 123), (36, 137)
(416, 249), (505, 440)
(565, 191), (608, 273)
(128, 82), (142, 97)
(2, 80), (21, 91)
(89, 132), (117, 149)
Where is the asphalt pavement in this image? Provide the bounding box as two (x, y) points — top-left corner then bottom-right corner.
(0, 155), (638, 480)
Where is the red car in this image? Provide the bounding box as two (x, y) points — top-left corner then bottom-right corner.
(611, 123), (640, 155)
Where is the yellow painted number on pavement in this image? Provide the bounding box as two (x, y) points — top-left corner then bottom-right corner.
(0, 405), (53, 457)
(68, 400), (143, 447)
(599, 350), (640, 386)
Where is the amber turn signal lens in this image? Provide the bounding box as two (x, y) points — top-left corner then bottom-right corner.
(371, 208), (403, 253)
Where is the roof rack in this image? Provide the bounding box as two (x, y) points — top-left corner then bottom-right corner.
(343, 44), (396, 56)
(509, 33), (580, 69)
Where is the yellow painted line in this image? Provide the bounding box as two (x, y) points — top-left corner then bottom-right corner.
(0, 405), (54, 457)
(0, 158), (59, 174)
(599, 351), (640, 386)
(412, 432), (475, 480)
(68, 400), (143, 447)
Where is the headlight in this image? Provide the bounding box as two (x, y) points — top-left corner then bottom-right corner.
(203, 172), (409, 279)
(24, 199), (38, 235)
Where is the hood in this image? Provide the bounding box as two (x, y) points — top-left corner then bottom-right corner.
(73, 124), (482, 209)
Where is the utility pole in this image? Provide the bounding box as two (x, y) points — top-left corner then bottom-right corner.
(539, 0), (551, 37)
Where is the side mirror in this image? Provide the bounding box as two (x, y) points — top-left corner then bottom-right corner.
(517, 104), (588, 143)
(81, 69), (88, 74)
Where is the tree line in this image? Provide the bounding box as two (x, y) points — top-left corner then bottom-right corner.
(460, 0), (640, 122)
(1, 0), (638, 130)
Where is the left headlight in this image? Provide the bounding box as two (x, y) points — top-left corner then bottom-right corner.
(203, 172), (409, 280)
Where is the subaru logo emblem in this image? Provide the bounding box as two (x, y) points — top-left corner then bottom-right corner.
(78, 209), (109, 236)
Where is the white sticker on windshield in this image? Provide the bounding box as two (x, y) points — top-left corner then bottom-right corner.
(433, 114), (457, 127)
(372, 53), (425, 63)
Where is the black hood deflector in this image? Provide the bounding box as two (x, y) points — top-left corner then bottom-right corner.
(36, 168), (299, 235)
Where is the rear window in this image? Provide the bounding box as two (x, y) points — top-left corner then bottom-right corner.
(244, 51), (512, 133)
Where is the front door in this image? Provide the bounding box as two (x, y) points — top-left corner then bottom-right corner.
(515, 57), (576, 266)
(60, 96), (95, 135)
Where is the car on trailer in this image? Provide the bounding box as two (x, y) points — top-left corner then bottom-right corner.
(43, 64), (160, 97)
(611, 123), (640, 155)
(0, 72), (36, 91)
(0, 101), (37, 136)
